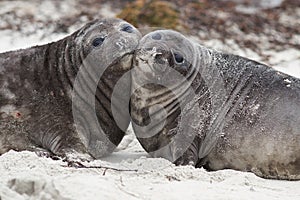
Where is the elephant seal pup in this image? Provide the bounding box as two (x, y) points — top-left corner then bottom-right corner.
(0, 18), (141, 162)
(130, 30), (300, 180)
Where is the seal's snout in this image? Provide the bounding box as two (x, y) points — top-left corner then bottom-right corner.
(115, 38), (129, 50)
(144, 46), (170, 73)
(154, 53), (166, 65)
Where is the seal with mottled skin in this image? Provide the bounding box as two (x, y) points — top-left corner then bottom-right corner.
(130, 30), (300, 180)
(0, 18), (141, 162)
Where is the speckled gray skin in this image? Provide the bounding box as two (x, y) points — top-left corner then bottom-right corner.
(0, 18), (141, 161)
(130, 30), (300, 180)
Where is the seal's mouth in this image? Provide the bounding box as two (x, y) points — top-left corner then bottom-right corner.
(107, 50), (135, 70)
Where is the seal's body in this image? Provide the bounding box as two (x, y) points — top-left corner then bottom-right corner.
(130, 30), (300, 180)
(0, 18), (141, 161)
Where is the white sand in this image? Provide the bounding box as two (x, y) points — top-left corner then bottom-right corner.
(0, 1), (300, 199)
(1, 148), (300, 200)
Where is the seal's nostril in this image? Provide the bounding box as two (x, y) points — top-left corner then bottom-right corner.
(151, 33), (162, 40)
(154, 54), (163, 60)
(154, 54), (165, 65)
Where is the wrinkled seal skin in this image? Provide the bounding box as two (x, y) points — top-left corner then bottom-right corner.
(0, 18), (141, 161)
(131, 30), (300, 180)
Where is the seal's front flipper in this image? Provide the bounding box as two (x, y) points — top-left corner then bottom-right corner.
(60, 149), (94, 168)
(31, 121), (94, 163)
(48, 139), (94, 163)
(33, 147), (53, 158)
(33, 139), (93, 162)
(173, 138), (200, 167)
(33, 143), (93, 166)
(60, 149), (94, 162)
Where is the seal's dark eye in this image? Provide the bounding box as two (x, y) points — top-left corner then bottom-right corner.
(151, 33), (162, 40)
(92, 37), (105, 47)
(173, 52), (184, 64)
(121, 25), (134, 33)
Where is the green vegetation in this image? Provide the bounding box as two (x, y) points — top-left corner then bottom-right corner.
(117, 0), (180, 30)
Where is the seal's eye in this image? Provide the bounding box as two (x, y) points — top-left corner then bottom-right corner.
(151, 33), (162, 40)
(121, 25), (134, 33)
(173, 52), (184, 64)
(92, 37), (105, 47)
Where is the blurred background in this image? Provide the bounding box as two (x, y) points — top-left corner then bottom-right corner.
(0, 0), (299, 76)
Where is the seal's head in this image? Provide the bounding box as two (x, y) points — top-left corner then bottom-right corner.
(133, 30), (196, 84)
(74, 18), (141, 68)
